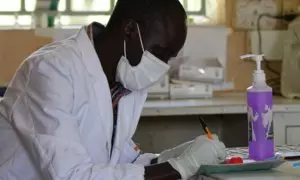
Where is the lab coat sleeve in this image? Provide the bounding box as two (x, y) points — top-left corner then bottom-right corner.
(119, 140), (158, 166)
(134, 153), (159, 166)
(10, 55), (145, 180)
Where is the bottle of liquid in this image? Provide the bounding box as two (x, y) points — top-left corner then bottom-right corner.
(241, 54), (274, 161)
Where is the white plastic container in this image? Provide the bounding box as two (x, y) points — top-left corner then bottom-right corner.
(281, 17), (300, 98)
(178, 58), (224, 83)
(147, 75), (169, 99)
(170, 83), (213, 99)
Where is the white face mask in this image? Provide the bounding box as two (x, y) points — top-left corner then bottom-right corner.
(116, 24), (170, 91)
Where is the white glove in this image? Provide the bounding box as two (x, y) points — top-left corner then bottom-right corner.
(157, 140), (194, 163)
(168, 135), (226, 180)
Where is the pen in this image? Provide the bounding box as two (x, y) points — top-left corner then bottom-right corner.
(199, 116), (213, 140)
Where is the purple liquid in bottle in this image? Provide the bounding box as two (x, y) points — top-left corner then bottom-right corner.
(247, 85), (274, 161)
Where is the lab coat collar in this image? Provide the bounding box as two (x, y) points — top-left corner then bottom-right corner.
(74, 27), (114, 155)
(75, 27), (104, 77)
(74, 27), (148, 163)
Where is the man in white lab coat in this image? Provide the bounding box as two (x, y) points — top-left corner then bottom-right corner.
(0, 0), (226, 179)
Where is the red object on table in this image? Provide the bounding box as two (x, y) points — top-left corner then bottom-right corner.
(225, 157), (244, 164)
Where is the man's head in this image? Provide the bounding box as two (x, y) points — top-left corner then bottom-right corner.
(106, 0), (187, 66)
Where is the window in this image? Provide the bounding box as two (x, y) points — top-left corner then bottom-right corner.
(0, 0), (208, 27)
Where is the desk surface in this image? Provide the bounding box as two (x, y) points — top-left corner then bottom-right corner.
(143, 94), (300, 116)
(212, 170), (300, 180)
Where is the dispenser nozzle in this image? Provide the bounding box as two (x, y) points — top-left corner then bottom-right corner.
(240, 54), (264, 71)
(240, 54), (266, 85)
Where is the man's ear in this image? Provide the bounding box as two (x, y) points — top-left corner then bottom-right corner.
(123, 19), (138, 41)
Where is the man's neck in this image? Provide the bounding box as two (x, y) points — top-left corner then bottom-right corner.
(93, 26), (123, 86)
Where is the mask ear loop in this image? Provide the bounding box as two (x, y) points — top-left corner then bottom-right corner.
(124, 40), (127, 58)
(136, 23), (145, 52)
(123, 23), (143, 58)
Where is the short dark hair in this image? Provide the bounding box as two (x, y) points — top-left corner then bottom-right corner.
(107, 0), (187, 34)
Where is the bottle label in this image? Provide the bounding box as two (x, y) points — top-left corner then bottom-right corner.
(247, 91), (273, 142)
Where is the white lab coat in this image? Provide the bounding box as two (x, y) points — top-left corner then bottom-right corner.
(0, 27), (157, 180)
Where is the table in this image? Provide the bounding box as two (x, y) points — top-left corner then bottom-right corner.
(212, 171), (300, 180)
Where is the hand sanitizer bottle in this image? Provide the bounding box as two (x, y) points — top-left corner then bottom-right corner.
(241, 54), (274, 161)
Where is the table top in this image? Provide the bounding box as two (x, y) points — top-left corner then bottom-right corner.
(212, 171), (300, 180)
(143, 93), (300, 116)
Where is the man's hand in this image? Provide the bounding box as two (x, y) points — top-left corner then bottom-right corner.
(157, 140), (194, 163)
(167, 135), (226, 180)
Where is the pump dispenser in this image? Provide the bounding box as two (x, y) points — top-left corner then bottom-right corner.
(240, 54), (266, 85)
(240, 54), (274, 161)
